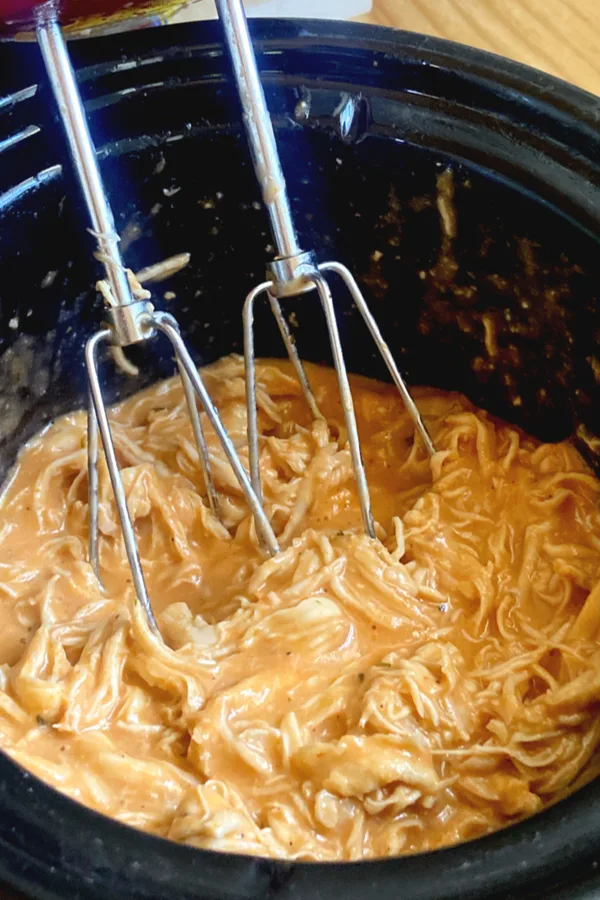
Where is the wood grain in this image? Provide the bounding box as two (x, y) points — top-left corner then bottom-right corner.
(356, 0), (600, 97)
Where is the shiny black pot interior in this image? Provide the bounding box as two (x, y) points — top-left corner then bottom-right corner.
(0, 18), (599, 900)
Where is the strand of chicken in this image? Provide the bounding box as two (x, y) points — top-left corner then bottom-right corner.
(0, 355), (599, 859)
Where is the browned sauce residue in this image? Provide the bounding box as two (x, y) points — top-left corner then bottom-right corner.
(0, 355), (599, 859)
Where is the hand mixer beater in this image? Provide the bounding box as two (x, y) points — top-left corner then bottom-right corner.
(215, 0), (436, 543)
(34, 5), (280, 636)
(32, 0), (435, 637)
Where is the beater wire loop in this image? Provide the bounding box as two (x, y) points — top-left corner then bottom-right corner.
(153, 313), (280, 556)
(86, 391), (102, 585)
(321, 262), (436, 458)
(86, 330), (159, 633)
(312, 270), (376, 539)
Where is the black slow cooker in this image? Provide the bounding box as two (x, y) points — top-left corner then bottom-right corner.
(0, 18), (599, 900)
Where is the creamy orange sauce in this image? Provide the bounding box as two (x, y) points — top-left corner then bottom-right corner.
(0, 355), (599, 859)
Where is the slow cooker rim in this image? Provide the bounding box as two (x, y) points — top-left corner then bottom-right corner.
(72, 16), (600, 122)
(71, 16), (600, 240)
(0, 18), (599, 900)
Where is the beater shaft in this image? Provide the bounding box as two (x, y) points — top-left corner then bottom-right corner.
(215, 0), (299, 259)
(37, 16), (132, 312)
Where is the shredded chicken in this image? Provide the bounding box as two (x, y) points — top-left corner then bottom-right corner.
(0, 354), (598, 859)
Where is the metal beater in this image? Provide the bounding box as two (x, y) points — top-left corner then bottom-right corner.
(34, 0), (434, 636)
(214, 0), (435, 542)
(35, 7), (279, 635)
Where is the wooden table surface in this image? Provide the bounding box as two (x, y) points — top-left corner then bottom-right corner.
(357, 0), (600, 97)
